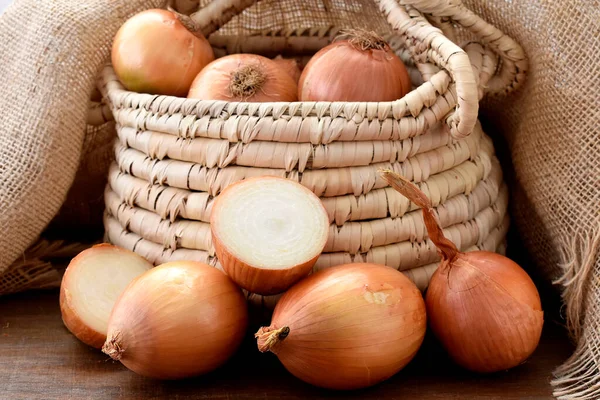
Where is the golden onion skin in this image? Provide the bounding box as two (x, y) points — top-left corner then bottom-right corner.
(256, 263), (427, 390)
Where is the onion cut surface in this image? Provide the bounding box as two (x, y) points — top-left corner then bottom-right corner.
(60, 244), (152, 348)
(211, 176), (329, 295)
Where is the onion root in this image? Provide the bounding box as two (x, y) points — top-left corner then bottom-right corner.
(255, 326), (290, 353)
(341, 28), (387, 51)
(102, 331), (124, 361)
(229, 64), (267, 100)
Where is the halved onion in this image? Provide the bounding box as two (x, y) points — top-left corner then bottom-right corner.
(211, 176), (329, 295)
(59, 244), (152, 348)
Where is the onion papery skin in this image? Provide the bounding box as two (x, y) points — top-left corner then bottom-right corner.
(273, 56), (302, 83)
(188, 54), (298, 102)
(112, 9), (214, 97)
(298, 39), (411, 102)
(211, 176), (329, 295)
(379, 169), (544, 374)
(256, 263), (427, 390)
(213, 238), (320, 296)
(103, 261), (248, 379)
(426, 251), (544, 373)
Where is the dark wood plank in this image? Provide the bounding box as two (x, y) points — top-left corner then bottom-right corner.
(0, 289), (572, 400)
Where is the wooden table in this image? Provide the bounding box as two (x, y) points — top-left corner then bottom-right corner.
(1, 289), (572, 399)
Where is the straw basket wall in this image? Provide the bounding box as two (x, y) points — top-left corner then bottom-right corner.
(99, 0), (526, 306)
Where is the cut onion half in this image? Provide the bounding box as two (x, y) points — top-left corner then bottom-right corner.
(60, 244), (152, 348)
(211, 176), (329, 295)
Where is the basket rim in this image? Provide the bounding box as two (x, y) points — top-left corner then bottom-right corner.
(100, 62), (453, 120)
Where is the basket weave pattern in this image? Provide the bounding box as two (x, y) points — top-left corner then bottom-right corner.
(100, 0), (526, 298)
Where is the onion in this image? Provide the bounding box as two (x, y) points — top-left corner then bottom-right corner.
(272, 55), (302, 83)
(299, 29), (411, 101)
(211, 176), (329, 295)
(255, 263), (427, 390)
(380, 169), (544, 373)
(188, 54), (298, 102)
(112, 9), (215, 96)
(102, 261), (248, 379)
(60, 244), (152, 348)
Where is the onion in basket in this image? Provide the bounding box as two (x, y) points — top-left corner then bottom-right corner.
(255, 263), (427, 390)
(210, 176), (329, 295)
(112, 9), (215, 97)
(299, 29), (411, 101)
(60, 244), (152, 348)
(188, 54), (298, 101)
(380, 169), (544, 373)
(272, 55), (302, 83)
(102, 261), (248, 379)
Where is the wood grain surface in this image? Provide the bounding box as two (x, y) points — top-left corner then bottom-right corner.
(0, 289), (572, 400)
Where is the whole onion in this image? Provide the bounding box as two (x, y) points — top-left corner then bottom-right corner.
(272, 55), (302, 83)
(299, 29), (411, 102)
(380, 169), (544, 373)
(255, 263), (427, 390)
(112, 9), (215, 96)
(102, 261), (248, 379)
(188, 54), (298, 102)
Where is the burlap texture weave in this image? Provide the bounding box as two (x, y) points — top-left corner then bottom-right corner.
(460, 1), (600, 398)
(0, 0), (598, 398)
(0, 0), (165, 293)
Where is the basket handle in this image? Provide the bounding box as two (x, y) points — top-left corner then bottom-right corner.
(400, 0), (527, 96)
(185, 0), (480, 139)
(158, 0), (524, 139)
(378, 0), (479, 138)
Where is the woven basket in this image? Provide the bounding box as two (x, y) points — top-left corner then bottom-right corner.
(98, 0), (526, 305)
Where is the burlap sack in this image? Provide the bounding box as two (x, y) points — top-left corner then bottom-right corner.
(0, 0), (166, 294)
(460, 1), (600, 398)
(0, 0), (598, 398)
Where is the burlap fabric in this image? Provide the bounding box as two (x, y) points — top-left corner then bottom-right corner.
(459, 1), (599, 398)
(0, 0), (166, 293)
(0, 0), (598, 398)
